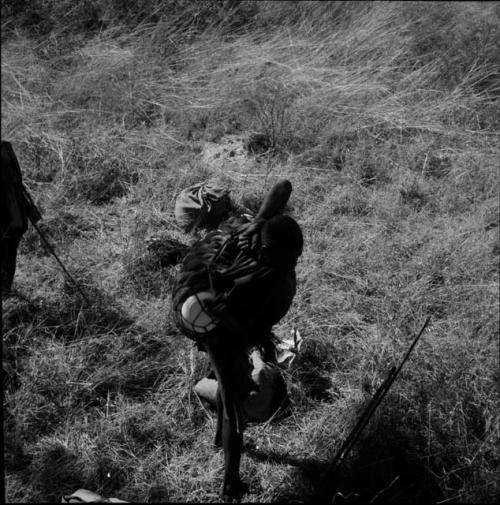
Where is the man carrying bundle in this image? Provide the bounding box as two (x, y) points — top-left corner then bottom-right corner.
(172, 179), (303, 501)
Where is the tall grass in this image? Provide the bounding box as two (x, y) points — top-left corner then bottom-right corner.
(2, 1), (499, 503)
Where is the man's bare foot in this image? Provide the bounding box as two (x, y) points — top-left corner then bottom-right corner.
(222, 478), (249, 502)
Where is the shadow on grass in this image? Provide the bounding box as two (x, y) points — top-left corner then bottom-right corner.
(7, 441), (129, 502)
(3, 286), (137, 398)
(295, 368), (334, 402)
(26, 443), (85, 502)
(248, 410), (443, 504)
(246, 444), (326, 481)
(3, 284), (183, 491)
(3, 283), (135, 343)
(329, 431), (444, 504)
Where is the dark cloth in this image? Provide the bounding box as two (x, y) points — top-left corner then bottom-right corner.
(172, 221), (296, 348)
(1, 141), (29, 234)
(173, 222), (296, 379)
(1, 141), (31, 292)
(1, 231), (23, 293)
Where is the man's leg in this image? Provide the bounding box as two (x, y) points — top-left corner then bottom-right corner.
(204, 341), (248, 501)
(214, 389), (223, 448)
(1, 231), (22, 294)
(219, 389), (245, 501)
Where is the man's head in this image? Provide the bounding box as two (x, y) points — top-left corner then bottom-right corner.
(258, 215), (303, 271)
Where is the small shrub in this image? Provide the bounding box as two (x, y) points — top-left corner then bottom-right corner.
(121, 233), (187, 298)
(240, 80), (297, 153)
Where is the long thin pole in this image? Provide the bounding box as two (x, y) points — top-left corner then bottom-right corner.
(30, 220), (91, 305)
(317, 316), (431, 500)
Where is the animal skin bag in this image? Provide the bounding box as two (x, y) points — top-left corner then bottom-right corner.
(174, 180), (231, 232)
(194, 347), (288, 422)
(194, 330), (302, 422)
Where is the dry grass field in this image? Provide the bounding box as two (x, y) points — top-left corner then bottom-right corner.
(2, 1), (499, 503)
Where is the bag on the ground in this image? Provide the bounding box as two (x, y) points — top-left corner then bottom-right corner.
(243, 348), (289, 422)
(61, 488), (128, 503)
(194, 347), (288, 422)
(174, 180), (231, 232)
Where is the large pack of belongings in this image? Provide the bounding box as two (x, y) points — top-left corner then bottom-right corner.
(61, 489), (128, 503)
(1, 140), (41, 291)
(174, 179), (232, 232)
(171, 217), (276, 341)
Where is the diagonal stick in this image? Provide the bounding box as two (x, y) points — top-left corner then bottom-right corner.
(317, 316), (432, 500)
(30, 219), (91, 305)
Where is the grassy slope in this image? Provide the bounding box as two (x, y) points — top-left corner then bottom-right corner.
(2, 1), (499, 502)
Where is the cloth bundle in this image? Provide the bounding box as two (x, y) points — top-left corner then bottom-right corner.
(174, 180), (231, 232)
(194, 329), (303, 422)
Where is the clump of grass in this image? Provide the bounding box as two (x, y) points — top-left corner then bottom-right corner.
(6, 338), (88, 441)
(16, 134), (61, 183)
(399, 175), (429, 210)
(19, 208), (97, 256)
(122, 254), (176, 298)
(3, 275), (136, 350)
(121, 233), (187, 298)
(86, 331), (181, 400)
(59, 144), (138, 205)
(327, 185), (372, 217)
